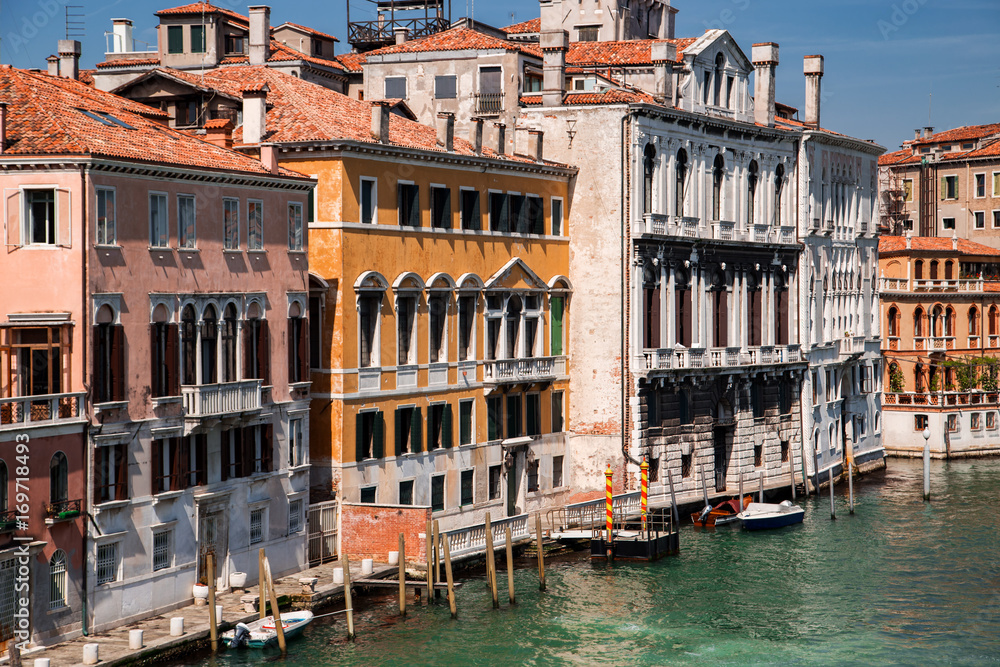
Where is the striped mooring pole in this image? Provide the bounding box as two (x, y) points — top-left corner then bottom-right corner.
(640, 457), (649, 537)
(605, 464), (614, 560)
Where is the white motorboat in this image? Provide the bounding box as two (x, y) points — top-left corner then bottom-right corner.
(736, 500), (805, 530)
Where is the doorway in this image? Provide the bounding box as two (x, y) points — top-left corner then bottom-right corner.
(198, 506), (228, 589)
(713, 426), (731, 492)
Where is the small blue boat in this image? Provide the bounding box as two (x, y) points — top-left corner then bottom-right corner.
(737, 500), (804, 530)
(221, 610), (314, 649)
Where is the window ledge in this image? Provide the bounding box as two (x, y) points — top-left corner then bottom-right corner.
(289, 381), (312, 390)
(94, 244), (121, 250)
(287, 464), (311, 475)
(223, 248), (243, 254)
(148, 246), (172, 252)
(247, 249), (267, 254)
(95, 400), (128, 412)
(152, 490), (185, 505)
(94, 499), (130, 513)
(288, 249), (306, 255)
(178, 247), (200, 253)
(152, 395), (183, 406)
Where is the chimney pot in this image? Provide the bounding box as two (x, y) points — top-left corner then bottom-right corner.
(436, 112), (454, 151)
(914, 129), (922, 141)
(204, 118), (234, 149)
(526, 129), (543, 162)
(241, 84), (269, 144)
(394, 27), (409, 45)
(111, 18), (134, 54)
(370, 101), (390, 144)
(923, 126), (934, 138)
(46, 55), (59, 77)
(540, 29), (568, 107)
(260, 144), (279, 174)
(248, 6), (271, 66)
(494, 122), (507, 156)
(803, 54), (824, 129)
(470, 118), (483, 154)
(0, 102), (7, 156)
(752, 43), (779, 128)
(58, 39), (81, 80)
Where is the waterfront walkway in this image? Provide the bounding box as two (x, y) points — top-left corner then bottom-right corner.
(18, 558), (394, 667)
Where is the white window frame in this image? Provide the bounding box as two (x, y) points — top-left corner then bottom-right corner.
(223, 197), (240, 250)
(993, 210), (1000, 230)
(288, 201), (304, 251)
(356, 291), (383, 369)
(902, 178), (913, 202)
(944, 175), (958, 200)
(430, 473), (446, 512)
(360, 176), (378, 225)
(289, 417), (306, 467)
(384, 75), (407, 99)
(96, 186), (117, 246)
(249, 506), (267, 545)
(457, 291), (478, 362)
(152, 529), (173, 571)
(96, 541), (120, 585)
(974, 211), (986, 230)
(993, 171), (1000, 197)
(974, 173), (987, 199)
(247, 198), (264, 251)
(427, 289), (449, 364)
(19, 185), (62, 247)
(395, 291), (419, 366)
(458, 398), (475, 446)
(360, 485), (377, 503)
(398, 478), (415, 505)
(551, 196), (564, 236)
(149, 191), (169, 248)
(177, 193), (197, 249)
(288, 498), (303, 533)
(459, 467), (475, 507)
(49, 549), (68, 609)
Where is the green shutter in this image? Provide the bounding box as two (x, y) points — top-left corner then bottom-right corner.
(373, 412), (384, 459)
(994, 173), (1000, 197)
(940, 177), (947, 200)
(442, 404), (453, 448)
(472, 191), (481, 230)
(411, 407), (423, 452)
(355, 413), (364, 461)
(167, 26), (184, 54)
(550, 297), (564, 356)
(460, 401), (472, 445)
(395, 408), (403, 456)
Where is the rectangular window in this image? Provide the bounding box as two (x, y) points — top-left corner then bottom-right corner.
(435, 75), (457, 99)
(359, 295), (380, 368)
(551, 198), (563, 236)
(399, 480), (414, 505)
(395, 406), (422, 455)
(971, 413), (982, 431)
(149, 193), (168, 247)
(975, 211), (985, 230)
(914, 414), (928, 431)
(224, 34), (245, 55)
(527, 460), (539, 492)
(488, 465), (502, 500)
(385, 76), (407, 99)
(460, 469), (474, 506)
(458, 295), (476, 361)
(506, 393), (522, 438)
(288, 315), (307, 383)
(289, 417), (305, 467)
(943, 217), (956, 230)
(947, 413), (960, 433)
(577, 26), (599, 41)
(460, 189), (481, 230)
(431, 186), (452, 229)
(994, 172), (1000, 197)
(190, 25), (206, 53)
(903, 179), (913, 202)
(167, 25), (184, 54)
(153, 530), (172, 571)
(288, 202), (304, 251)
(427, 403), (452, 450)
(360, 177), (377, 224)
(510, 194), (526, 233)
(96, 543), (119, 585)
(94, 322), (125, 403)
(398, 183), (420, 227)
(96, 188), (116, 245)
(247, 199), (263, 250)
(526, 393), (541, 436)
(356, 410), (384, 460)
(987, 412), (997, 430)
(429, 294), (447, 363)
(309, 295), (322, 369)
(975, 173), (986, 198)
(431, 474), (445, 512)
(526, 195), (544, 234)
(487, 395), (503, 441)
(942, 175), (958, 200)
(250, 508), (265, 544)
(178, 194), (196, 249)
(488, 191), (508, 232)
(223, 198), (240, 249)
(289, 499), (303, 533)
(551, 391), (564, 432)
(550, 296), (564, 356)
(96, 443), (127, 502)
(360, 486), (377, 503)
(993, 211), (1000, 229)
(459, 399), (474, 445)
(397, 295), (417, 365)
(553, 455), (564, 488)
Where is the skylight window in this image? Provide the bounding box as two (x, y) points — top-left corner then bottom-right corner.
(78, 109), (135, 130)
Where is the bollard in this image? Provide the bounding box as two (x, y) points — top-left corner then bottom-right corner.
(82, 644), (99, 666)
(361, 558), (374, 576)
(605, 464), (614, 560)
(216, 604), (224, 623)
(399, 533), (407, 616)
(388, 550), (399, 566)
(129, 628), (144, 650)
(923, 427), (931, 501)
(333, 567), (344, 584)
(34, 659), (51, 667)
(170, 617), (185, 636)
(640, 457), (649, 537)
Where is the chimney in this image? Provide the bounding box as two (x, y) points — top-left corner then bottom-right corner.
(46, 55), (59, 76)
(370, 101), (390, 144)
(525, 129), (543, 162)
(923, 126), (934, 139)
(651, 42), (677, 100)
(470, 117), (483, 154)
(905, 232), (911, 249)
(914, 129), (922, 141)
(494, 122), (506, 155)
(436, 112), (454, 151)
(111, 19), (134, 53)
(58, 39), (81, 80)
(665, 1), (678, 39)
(241, 83), (269, 145)
(540, 28), (568, 107)
(260, 144), (279, 174)
(752, 43), (779, 128)
(204, 118), (234, 149)
(803, 54), (824, 129)
(0, 103), (7, 156)
(952, 231), (958, 250)
(248, 6), (271, 66)
(394, 27), (409, 45)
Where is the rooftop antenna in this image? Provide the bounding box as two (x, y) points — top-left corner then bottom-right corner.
(65, 5), (85, 40)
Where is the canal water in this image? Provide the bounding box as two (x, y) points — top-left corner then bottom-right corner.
(179, 458), (1000, 666)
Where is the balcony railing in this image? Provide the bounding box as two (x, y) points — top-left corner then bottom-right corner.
(181, 380), (262, 417)
(880, 277), (988, 293)
(45, 499), (82, 522)
(0, 392), (85, 431)
(712, 220), (738, 241)
(443, 513), (529, 559)
(885, 391), (1000, 407)
(347, 16), (450, 49)
(474, 92), (504, 115)
(483, 357), (566, 384)
(0, 510), (17, 534)
(643, 344), (801, 371)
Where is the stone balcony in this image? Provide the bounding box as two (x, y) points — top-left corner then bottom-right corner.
(880, 277), (987, 293)
(181, 379), (262, 417)
(641, 344), (802, 373)
(636, 214), (796, 245)
(0, 392), (85, 431)
(483, 357), (566, 385)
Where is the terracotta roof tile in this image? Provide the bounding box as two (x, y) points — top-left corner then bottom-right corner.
(521, 87), (659, 106)
(879, 236), (1000, 257)
(503, 18), (540, 34)
(155, 2), (248, 24)
(218, 40), (345, 72)
(336, 52), (366, 73)
(368, 27), (542, 58)
(0, 65), (301, 178)
(565, 38), (694, 66)
(879, 148), (919, 167)
(274, 21), (339, 43)
(911, 123), (1000, 147)
(95, 57), (161, 70)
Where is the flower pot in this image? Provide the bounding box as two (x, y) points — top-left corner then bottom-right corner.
(229, 571), (248, 590)
(193, 584), (209, 600)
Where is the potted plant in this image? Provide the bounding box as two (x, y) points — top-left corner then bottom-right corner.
(230, 571), (248, 590)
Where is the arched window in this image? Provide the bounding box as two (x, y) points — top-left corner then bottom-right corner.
(675, 269), (692, 347)
(945, 306), (955, 337)
(643, 265), (660, 350)
(505, 295), (522, 358)
(931, 305), (943, 337)
(711, 271), (728, 348)
(887, 306), (900, 337)
(747, 272), (762, 346)
(675, 148), (688, 216)
(969, 306), (979, 337)
(774, 272), (788, 346)
(945, 260), (954, 281)
(814, 429), (821, 454)
(643, 143), (656, 216)
(181, 305), (198, 385)
(914, 260), (923, 280)
(712, 154), (724, 221)
(50, 452), (68, 505)
(915, 363), (925, 392)
(49, 550), (67, 610)
(221, 304), (238, 382)
(991, 305), (999, 337)
(774, 164), (785, 225)
(913, 307), (924, 337)
(930, 260), (939, 280)
(747, 160), (759, 226)
(0, 460), (6, 513)
(201, 305), (218, 384)
(713, 52), (725, 106)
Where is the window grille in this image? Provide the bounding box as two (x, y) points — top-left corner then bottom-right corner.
(289, 500), (303, 534)
(250, 508), (265, 544)
(153, 531), (171, 571)
(97, 543), (118, 585)
(49, 550), (67, 609)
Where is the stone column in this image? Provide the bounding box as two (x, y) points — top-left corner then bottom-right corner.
(665, 260), (675, 348)
(195, 322), (203, 386)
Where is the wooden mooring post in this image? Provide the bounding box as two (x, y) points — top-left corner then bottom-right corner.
(342, 554), (355, 641)
(535, 513), (546, 591)
(207, 551), (218, 653)
(666, 470), (679, 528)
(739, 472), (744, 508)
(829, 467), (836, 520)
(433, 520), (442, 599)
(399, 533), (406, 616)
(758, 472), (764, 503)
(505, 524), (515, 605)
(443, 534), (457, 618)
(848, 460), (855, 514)
(425, 520), (434, 600)
(699, 465), (710, 507)
(258, 548), (267, 620)
(264, 555), (287, 653)
(790, 459), (797, 501)
(484, 512), (499, 608)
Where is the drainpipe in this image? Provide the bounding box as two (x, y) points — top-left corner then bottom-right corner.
(621, 110), (641, 470)
(80, 164), (90, 636)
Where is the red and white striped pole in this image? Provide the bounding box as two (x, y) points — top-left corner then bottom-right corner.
(640, 457), (648, 537)
(605, 464), (614, 560)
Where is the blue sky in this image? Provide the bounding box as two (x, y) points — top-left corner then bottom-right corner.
(1, 0), (998, 150)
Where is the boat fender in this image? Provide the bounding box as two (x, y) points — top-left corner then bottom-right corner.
(779, 500), (793, 508)
(232, 623), (251, 648)
(698, 505), (713, 523)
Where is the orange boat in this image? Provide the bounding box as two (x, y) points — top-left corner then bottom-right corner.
(691, 496), (752, 527)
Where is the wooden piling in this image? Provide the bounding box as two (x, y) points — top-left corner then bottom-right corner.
(433, 520), (442, 598)
(848, 459), (855, 514)
(258, 548), (267, 620)
(443, 533), (457, 618)
(207, 551), (218, 653)
(790, 459), (797, 501)
(699, 465), (710, 507)
(484, 512), (499, 608)
(758, 472), (764, 503)
(264, 556), (287, 652)
(829, 467), (836, 520)
(6, 644), (20, 667)
(739, 472), (744, 508)
(801, 439), (810, 495)
(535, 513), (546, 591)
(399, 533), (406, 616)
(425, 520), (434, 601)
(505, 523), (515, 605)
(342, 554), (355, 641)
(666, 470), (679, 527)
(813, 447), (821, 497)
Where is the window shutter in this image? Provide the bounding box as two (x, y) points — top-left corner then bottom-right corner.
(472, 192), (481, 230)
(373, 412), (385, 459)
(196, 434), (207, 485)
(650, 288), (661, 349)
(287, 318), (295, 382)
(166, 324), (179, 395)
(397, 184), (406, 226)
(238, 427), (249, 478)
(152, 439), (162, 490)
(442, 404), (453, 448)
(410, 187), (420, 227)
(115, 445), (128, 500)
(111, 324), (125, 402)
(263, 424), (274, 472)
(355, 412), (365, 462)
(150, 325), (161, 397)
(56, 187), (73, 248)
(221, 433), (230, 482)
(411, 407), (423, 453)
(298, 317), (309, 381)
(259, 319), (271, 385)
(243, 321), (254, 378)
(499, 194), (509, 232)
(550, 297), (563, 356)
(394, 408), (403, 456)
(940, 177), (946, 200)
(93, 326), (105, 402)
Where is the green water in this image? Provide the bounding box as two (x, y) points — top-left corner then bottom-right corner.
(180, 458), (1000, 666)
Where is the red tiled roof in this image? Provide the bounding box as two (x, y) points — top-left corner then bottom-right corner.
(503, 18), (539, 34)
(336, 52), (366, 73)
(155, 2), (248, 24)
(565, 38), (694, 66)
(879, 148), (918, 167)
(0, 65), (301, 178)
(367, 27), (542, 58)
(521, 87), (659, 106)
(879, 236), (1000, 257)
(219, 40), (345, 72)
(274, 21), (339, 42)
(95, 57), (161, 70)
(911, 123), (1000, 147)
